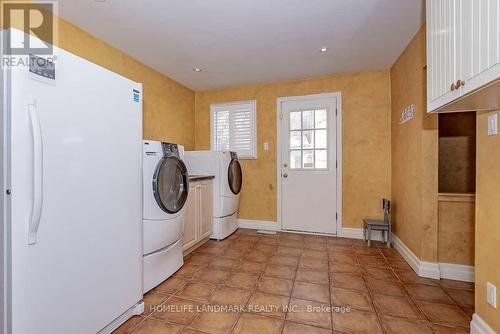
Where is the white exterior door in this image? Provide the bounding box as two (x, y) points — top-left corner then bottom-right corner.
(279, 94), (339, 234)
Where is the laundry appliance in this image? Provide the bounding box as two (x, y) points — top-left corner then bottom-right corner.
(142, 141), (189, 292)
(184, 151), (242, 240)
(1, 28), (143, 334)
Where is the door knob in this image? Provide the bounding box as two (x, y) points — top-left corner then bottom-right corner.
(451, 82), (457, 91)
(283, 162), (288, 168)
(283, 173), (288, 178)
(456, 79), (465, 88)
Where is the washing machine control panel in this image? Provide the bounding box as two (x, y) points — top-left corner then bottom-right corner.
(161, 142), (179, 158)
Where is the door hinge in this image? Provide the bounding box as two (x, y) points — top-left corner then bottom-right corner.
(336, 213), (338, 220)
(335, 108), (338, 116)
(336, 161), (338, 168)
(279, 111), (283, 120)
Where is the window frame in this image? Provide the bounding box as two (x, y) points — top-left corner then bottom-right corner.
(210, 100), (257, 159)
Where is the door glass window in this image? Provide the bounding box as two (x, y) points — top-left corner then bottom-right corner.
(290, 131), (301, 149)
(154, 158), (189, 213)
(288, 109), (328, 169)
(290, 112), (302, 130)
(302, 110), (314, 129)
(228, 159), (242, 194)
(315, 150), (327, 169)
(290, 150), (302, 169)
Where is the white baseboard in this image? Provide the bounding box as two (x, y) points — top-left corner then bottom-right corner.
(339, 227), (384, 241)
(439, 263), (475, 282)
(471, 313), (497, 334)
(391, 233), (421, 274)
(419, 261), (441, 280)
(238, 219), (279, 231)
(238, 223), (386, 241)
(391, 233), (474, 282)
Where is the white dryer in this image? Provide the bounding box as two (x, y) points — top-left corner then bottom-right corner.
(184, 150), (242, 240)
(143, 140), (189, 292)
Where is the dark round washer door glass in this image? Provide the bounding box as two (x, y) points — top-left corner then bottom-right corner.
(153, 157), (189, 214)
(228, 159), (242, 195)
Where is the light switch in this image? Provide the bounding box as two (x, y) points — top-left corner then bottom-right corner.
(488, 113), (497, 136)
(487, 282), (497, 308)
(263, 142), (269, 151)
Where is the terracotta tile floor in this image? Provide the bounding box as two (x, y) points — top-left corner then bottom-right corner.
(114, 229), (474, 334)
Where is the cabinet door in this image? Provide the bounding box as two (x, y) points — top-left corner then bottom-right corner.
(182, 183), (198, 251)
(427, 0), (461, 111)
(198, 181), (213, 240)
(461, 0), (500, 96)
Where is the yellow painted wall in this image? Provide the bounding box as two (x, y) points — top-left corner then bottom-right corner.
(195, 71), (392, 226)
(2, 3), (195, 149)
(437, 194), (475, 265)
(390, 26), (439, 261)
(438, 113), (476, 193)
(58, 19), (196, 148)
(475, 110), (500, 332)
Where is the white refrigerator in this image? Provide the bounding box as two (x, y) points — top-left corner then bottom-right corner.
(1, 29), (144, 334)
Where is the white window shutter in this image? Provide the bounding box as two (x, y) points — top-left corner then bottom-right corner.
(231, 103), (255, 158)
(210, 101), (256, 159)
(212, 109), (230, 151)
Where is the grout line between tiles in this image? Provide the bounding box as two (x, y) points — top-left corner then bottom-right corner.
(327, 239), (335, 333)
(127, 231), (473, 334)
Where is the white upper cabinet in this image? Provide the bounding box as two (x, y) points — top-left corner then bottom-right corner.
(427, 0), (459, 106)
(427, 0), (500, 113)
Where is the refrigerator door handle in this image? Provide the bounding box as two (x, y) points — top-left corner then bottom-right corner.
(28, 97), (43, 245)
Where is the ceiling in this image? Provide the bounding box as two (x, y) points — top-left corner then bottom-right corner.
(58, 0), (424, 91)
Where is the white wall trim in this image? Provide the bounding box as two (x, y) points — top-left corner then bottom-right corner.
(419, 261), (441, 280)
(276, 92), (343, 236)
(392, 233), (474, 282)
(338, 227), (384, 241)
(336, 94), (343, 238)
(238, 219), (279, 231)
(238, 219), (343, 237)
(239, 223), (387, 241)
(470, 313), (497, 334)
(439, 263), (475, 282)
(391, 233), (440, 279)
(391, 233), (421, 274)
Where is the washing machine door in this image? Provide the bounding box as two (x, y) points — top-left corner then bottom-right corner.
(153, 156), (189, 214)
(228, 158), (242, 195)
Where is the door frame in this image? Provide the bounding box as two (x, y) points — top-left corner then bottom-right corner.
(276, 92), (342, 235)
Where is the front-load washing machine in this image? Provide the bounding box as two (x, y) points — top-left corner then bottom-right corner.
(143, 140), (189, 292)
(184, 150), (242, 240)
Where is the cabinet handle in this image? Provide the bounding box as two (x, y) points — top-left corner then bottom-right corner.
(451, 83), (457, 91)
(456, 79), (465, 88)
